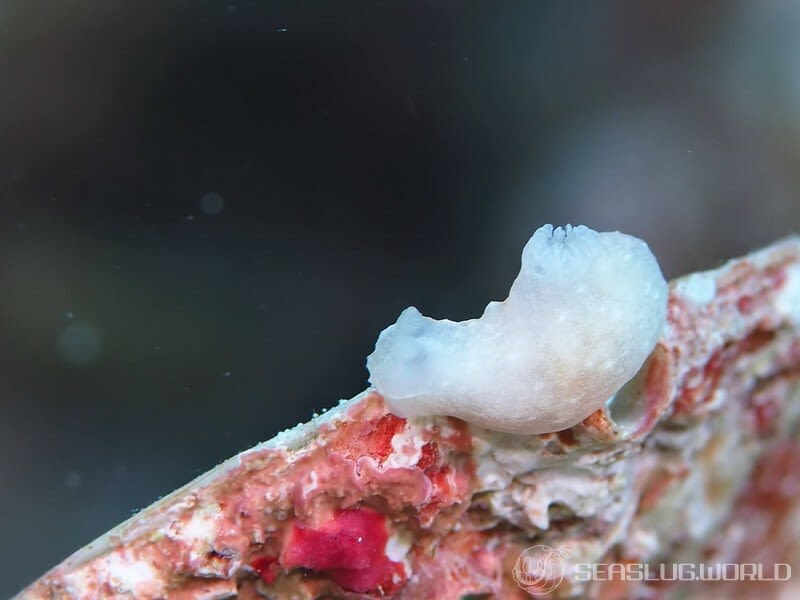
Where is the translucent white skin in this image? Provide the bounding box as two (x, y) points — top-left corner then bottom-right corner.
(366, 224), (668, 435)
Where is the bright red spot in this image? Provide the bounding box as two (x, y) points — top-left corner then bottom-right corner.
(737, 296), (757, 314)
(330, 413), (407, 464)
(281, 508), (405, 593)
(250, 555), (279, 585)
(416, 441), (439, 472)
(282, 509), (385, 570)
(369, 413), (406, 462)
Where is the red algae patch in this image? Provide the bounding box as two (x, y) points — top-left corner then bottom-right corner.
(280, 507), (405, 593)
(330, 412), (407, 464)
(249, 555), (279, 585)
(416, 441), (439, 472)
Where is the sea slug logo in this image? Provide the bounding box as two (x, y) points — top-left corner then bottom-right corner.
(513, 544), (570, 596)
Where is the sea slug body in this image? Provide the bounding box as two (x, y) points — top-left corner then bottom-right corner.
(366, 224), (668, 434)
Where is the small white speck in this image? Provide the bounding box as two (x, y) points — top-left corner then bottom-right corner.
(357, 536), (363, 543)
(64, 311), (75, 320)
(223, 371), (231, 377)
(276, 26), (288, 32)
(186, 214), (195, 221)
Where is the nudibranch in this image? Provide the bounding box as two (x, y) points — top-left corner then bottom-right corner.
(367, 224), (668, 434)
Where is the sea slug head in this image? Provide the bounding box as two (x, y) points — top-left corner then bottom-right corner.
(510, 225), (667, 374)
(367, 224), (668, 435)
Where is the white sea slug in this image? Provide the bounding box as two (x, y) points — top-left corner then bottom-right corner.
(366, 224), (668, 435)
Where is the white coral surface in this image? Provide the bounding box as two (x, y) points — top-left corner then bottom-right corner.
(367, 224), (668, 434)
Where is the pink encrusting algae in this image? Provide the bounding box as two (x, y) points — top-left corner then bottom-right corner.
(280, 508), (405, 593)
(13, 234), (800, 599)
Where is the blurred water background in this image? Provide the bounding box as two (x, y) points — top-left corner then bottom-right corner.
(2, 1), (800, 595)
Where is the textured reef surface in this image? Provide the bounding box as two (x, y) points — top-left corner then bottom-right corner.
(14, 235), (800, 599)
